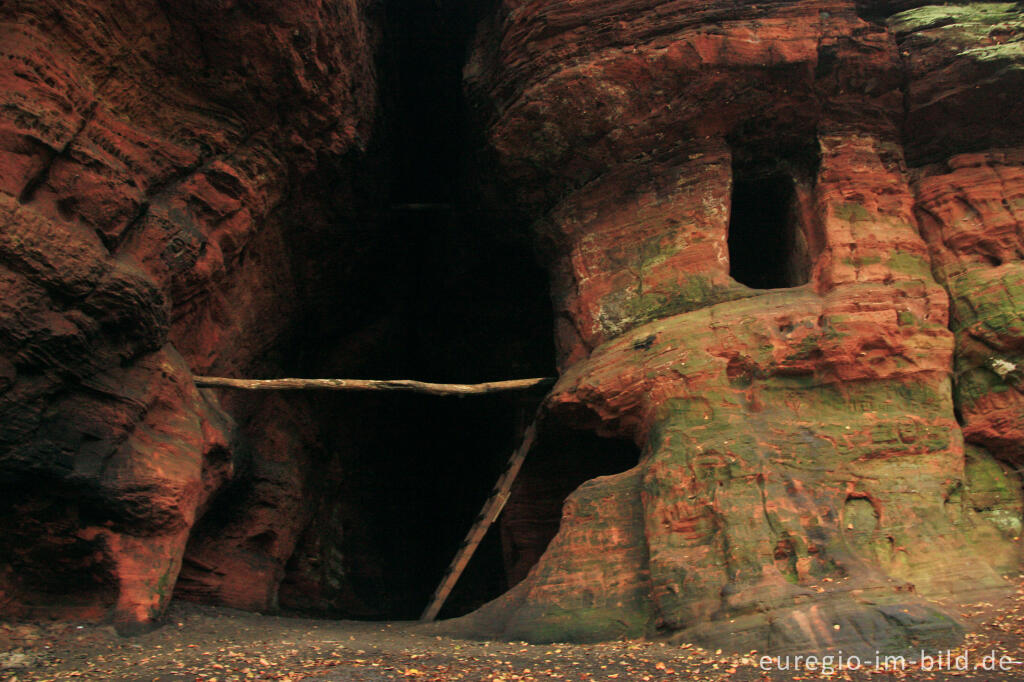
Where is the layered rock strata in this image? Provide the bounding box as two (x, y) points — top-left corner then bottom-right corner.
(446, 0), (1024, 654)
(0, 0), (378, 628)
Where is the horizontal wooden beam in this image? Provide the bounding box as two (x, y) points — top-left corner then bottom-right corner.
(193, 375), (555, 396)
(389, 202), (453, 211)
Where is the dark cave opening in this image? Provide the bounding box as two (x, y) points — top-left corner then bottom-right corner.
(278, 240), (558, 622)
(272, 0), (561, 621)
(500, 423), (641, 589)
(174, 0), (634, 624)
(279, 391), (546, 621)
(727, 169), (810, 290)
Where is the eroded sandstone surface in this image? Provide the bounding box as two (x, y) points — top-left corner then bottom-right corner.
(0, 0), (379, 628)
(442, 0), (1024, 654)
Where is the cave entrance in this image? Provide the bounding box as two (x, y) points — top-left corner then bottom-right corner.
(499, 422), (641, 589)
(181, 0), (638, 624)
(277, 215), (557, 620)
(274, 0), (563, 622)
(727, 168), (812, 290)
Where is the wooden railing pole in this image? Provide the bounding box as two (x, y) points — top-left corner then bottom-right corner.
(193, 376), (554, 396)
(194, 372), (553, 621)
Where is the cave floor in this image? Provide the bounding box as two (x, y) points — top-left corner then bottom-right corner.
(2, 576), (1023, 682)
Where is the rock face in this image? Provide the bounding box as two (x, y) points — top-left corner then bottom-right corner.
(0, 0), (378, 628)
(0, 0), (1021, 657)
(443, 0), (1024, 655)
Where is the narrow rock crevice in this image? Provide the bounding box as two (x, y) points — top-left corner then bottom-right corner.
(177, 0), (557, 622)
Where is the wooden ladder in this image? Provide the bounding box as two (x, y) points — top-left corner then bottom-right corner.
(419, 417), (539, 622)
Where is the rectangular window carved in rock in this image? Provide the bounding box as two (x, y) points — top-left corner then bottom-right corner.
(727, 169), (812, 289)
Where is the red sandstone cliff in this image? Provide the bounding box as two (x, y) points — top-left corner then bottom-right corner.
(440, 0), (1024, 654)
(0, 0), (378, 628)
(1, 0), (1022, 658)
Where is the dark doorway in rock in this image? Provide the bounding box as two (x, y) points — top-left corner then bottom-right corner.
(727, 169), (811, 290)
(499, 422), (640, 589)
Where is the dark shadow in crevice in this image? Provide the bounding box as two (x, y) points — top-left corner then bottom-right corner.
(498, 420), (641, 590)
(0, 480), (119, 620)
(264, 0), (556, 623)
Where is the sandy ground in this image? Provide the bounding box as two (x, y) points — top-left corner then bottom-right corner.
(2, 576), (1023, 682)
